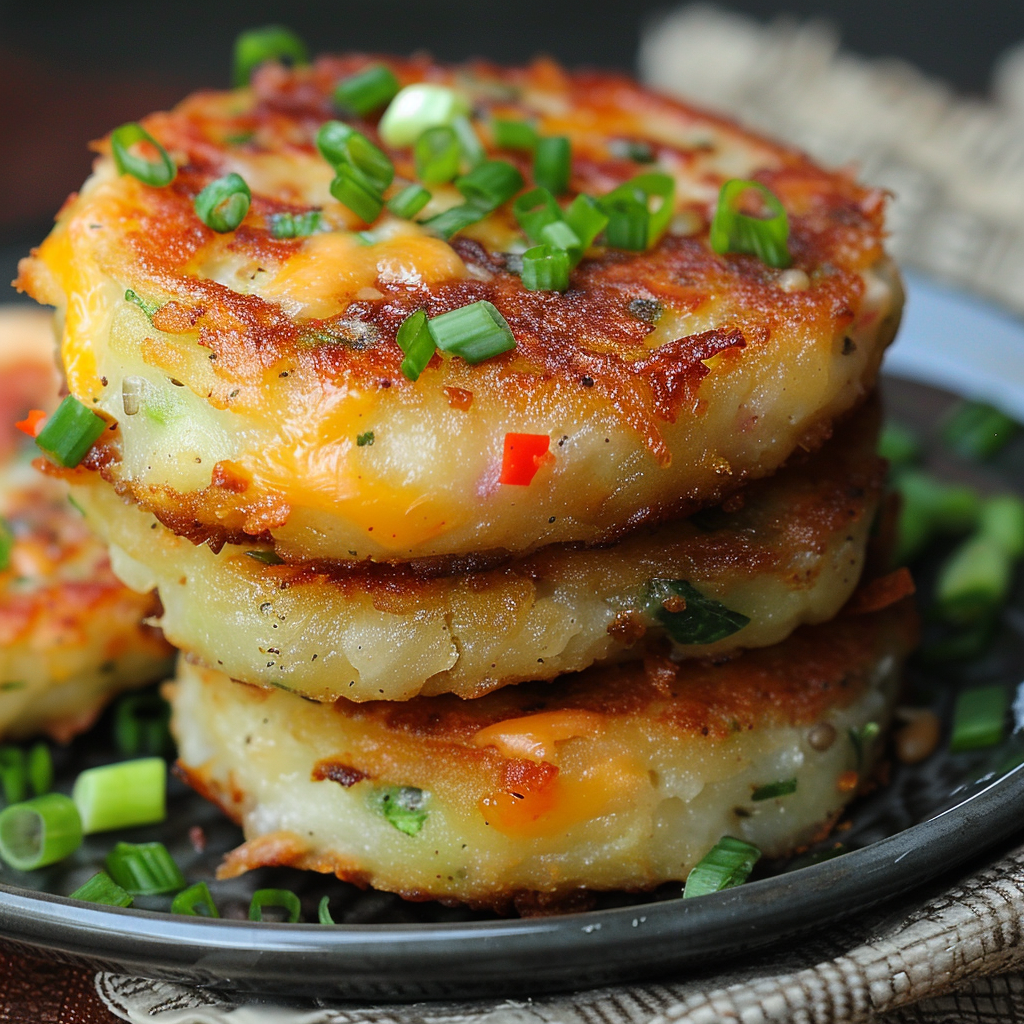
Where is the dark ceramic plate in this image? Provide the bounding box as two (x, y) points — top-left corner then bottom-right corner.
(1, 273), (1024, 1000)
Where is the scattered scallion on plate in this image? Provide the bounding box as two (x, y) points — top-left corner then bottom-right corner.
(950, 685), (1009, 752)
(249, 888), (302, 922)
(172, 881), (220, 918)
(72, 757), (166, 834)
(0, 794), (83, 871)
(106, 841), (186, 896)
(683, 837), (761, 898)
(70, 872), (134, 908)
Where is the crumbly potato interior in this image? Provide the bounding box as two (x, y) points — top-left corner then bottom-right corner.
(171, 602), (915, 909)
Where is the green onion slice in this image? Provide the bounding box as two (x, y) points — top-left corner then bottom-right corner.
(374, 786), (428, 836)
(124, 289), (159, 319)
(951, 685), (1008, 752)
(35, 395), (108, 469)
(415, 126), (461, 184)
(330, 166), (384, 224)
(600, 172), (675, 251)
(564, 194), (608, 252)
(70, 872), (134, 908)
(419, 203), (487, 240)
(110, 123), (176, 188)
(268, 209), (323, 239)
(980, 495), (1024, 557)
(0, 747), (25, 804)
(456, 160), (524, 211)
(232, 26), (308, 88)
(356, 430), (374, 447)
(334, 64), (400, 117)
(647, 578), (750, 645)
(521, 245), (570, 292)
(317, 121), (394, 192)
(452, 115), (486, 168)
(493, 118), (538, 150)
(27, 743), (53, 797)
(878, 423), (921, 468)
(378, 84), (470, 148)
(941, 400), (1019, 460)
(533, 135), (571, 195)
(114, 692), (173, 759)
(172, 881), (220, 917)
(751, 779), (797, 801)
(318, 895), (335, 925)
(0, 794), (83, 871)
(106, 841), (186, 895)
(387, 184), (431, 220)
(396, 310), (436, 382)
(709, 179), (791, 268)
(194, 173), (252, 233)
(513, 187), (564, 243)
(0, 518), (13, 574)
(848, 721), (880, 771)
(249, 888), (302, 922)
(935, 535), (1013, 625)
(72, 757), (166, 834)
(683, 836), (761, 898)
(427, 300), (516, 364)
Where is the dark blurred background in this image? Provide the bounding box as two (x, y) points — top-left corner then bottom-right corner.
(4, 0), (1024, 296)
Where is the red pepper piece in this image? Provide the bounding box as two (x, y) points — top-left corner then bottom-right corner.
(15, 409), (47, 438)
(500, 432), (551, 486)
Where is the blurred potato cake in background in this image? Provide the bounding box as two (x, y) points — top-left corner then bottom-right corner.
(0, 307), (173, 742)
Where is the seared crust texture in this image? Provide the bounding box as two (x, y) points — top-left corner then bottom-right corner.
(170, 599), (917, 910)
(19, 56), (901, 561)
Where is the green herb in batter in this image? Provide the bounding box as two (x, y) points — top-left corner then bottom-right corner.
(374, 786), (428, 836)
(646, 578), (750, 645)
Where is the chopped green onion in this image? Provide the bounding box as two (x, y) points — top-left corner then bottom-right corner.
(710, 179), (791, 268)
(609, 139), (656, 163)
(395, 310), (436, 382)
(318, 895), (335, 925)
(419, 202), (486, 240)
(533, 135), (571, 195)
(848, 721), (880, 771)
(387, 184), (431, 219)
(0, 518), (12, 573)
(563, 194), (608, 264)
(249, 888), (302, 922)
(110, 123), (176, 188)
(415, 126), (461, 184)
(941, 400), (1019, 460)
(683, 836), (761, 898)
(124, 289), (159, 319)
(27, 743), (53, 797)
(232, 26), (308, 88)
(333, 64), (399, 117)
(0, 794), (82, 871)
(378, 84), (469, 148)
(751, 779), (797, 801)
(70, 872), (133, 908)
(538, 219), (580, 252)
(72, 757), (166, 834)
(268, 210), (322, 239)
(172, 881), (220, 917)
(330, 166), (384, 224)
(427, 300), (516, 364)
(892, 470), (982, 565)
(935, 534), (1014, 624)
(493, 118), (537, 150)
(878, 422), (921, 468)
(317, 121), (394, 192)
(452, 115), (486, 168)
(194, 173), (251, 233)
(245, 549), (284, 566)
(513, 187), (565, 243)
(356, 430), (374, 447)
(374, 786), (428, 836)
(106, 841), (185, 895)
(646, 578), (750, 645)
(521, 245), (570, 291)
(979, 495), (1024, 557)
(951, 685), (1008, 752)
(600, 173), (675, 251)
(35, 396), (108, 470)
(456, 160), (524, 211)
(0, 748), (25, 804)
(114, 692), (173, 758)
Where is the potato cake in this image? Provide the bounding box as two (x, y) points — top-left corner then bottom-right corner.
(18, 56), (901, 562)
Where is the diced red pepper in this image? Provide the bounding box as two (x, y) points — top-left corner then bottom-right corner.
(15, 409), (47, 438)
(500, 432), (551, 486)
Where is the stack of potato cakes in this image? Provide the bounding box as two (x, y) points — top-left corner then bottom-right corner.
(19, 53), (913, 910)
